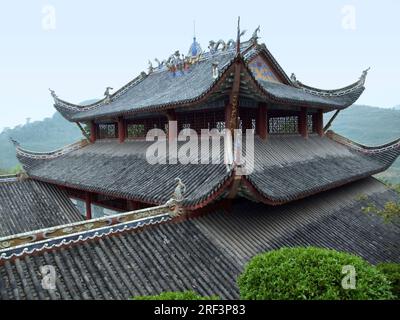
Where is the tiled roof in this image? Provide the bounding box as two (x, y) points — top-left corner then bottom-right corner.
(0, 177), (398, 300)
(53, 42), (366, 122)
(0, 177), (83, 238)
(15, 134), (400, 207)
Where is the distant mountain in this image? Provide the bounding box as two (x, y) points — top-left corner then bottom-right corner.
(326, 105), (400, 183)
(1, 104), (399, 183)
(0, 112), (82, 169)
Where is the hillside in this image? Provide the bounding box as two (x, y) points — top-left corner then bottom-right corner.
(0, 104), (399, 182)
(326, 105), (400, 183)
(0, 112), (82, 169)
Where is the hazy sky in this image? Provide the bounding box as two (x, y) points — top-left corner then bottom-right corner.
(0, 0), (399, 130)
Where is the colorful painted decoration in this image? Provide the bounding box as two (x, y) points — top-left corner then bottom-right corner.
(248, 56), (280, 83)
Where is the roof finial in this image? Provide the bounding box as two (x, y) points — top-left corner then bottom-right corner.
(359, 67), (370, 85)
(49, 88), (57, 99)
(9, 137), (20, 147)
(251, 25), (261, 44)
(193, 20), (196, 39)
(104, 87), (113, 103)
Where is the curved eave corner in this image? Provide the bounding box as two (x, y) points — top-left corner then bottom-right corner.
(13, 139), (88, 172)
(326, 130), (400, 167)
(288, 68), (370, 109)
(243, 61), (365, 112)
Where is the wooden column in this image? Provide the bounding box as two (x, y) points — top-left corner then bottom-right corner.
(225, 99), (232, 130)
(256, 103), (268, 140)
(118, 116), (126, 143)
(166, 109), (177, 140)
(227, 62), (241, 132)
(90, 120), (97, 143)
(85, 192), (92, 220)
(315, 109), (324, 136)
(127, 200), (140, 211)
(299, 107), (308, 138)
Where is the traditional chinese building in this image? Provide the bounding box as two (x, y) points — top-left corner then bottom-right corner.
(11, 28), (400, 219)
(0, 26), (399, 300)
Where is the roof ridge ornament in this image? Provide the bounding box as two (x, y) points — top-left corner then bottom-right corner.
(250, 25), (260, 44)
(148, 60), (154, 74)
(104, 87), (113, 104)
(290, 73), (299, 86)
(9, 137), (20, 147)
(359, 67), (370, 85)
(49, 88), (58, 100)
(166, 178), (186, 217)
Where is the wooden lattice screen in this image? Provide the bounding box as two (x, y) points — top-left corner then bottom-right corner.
(97, 123), (117, 139)
(268, 116), (299, 134)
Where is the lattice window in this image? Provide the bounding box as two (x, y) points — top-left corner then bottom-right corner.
(176, 109), (225, 134)
(127, 124), (145, 138)
(97, 123), (117, 139)
(126, 116), (167, 138)
(268, 116), (299, 134)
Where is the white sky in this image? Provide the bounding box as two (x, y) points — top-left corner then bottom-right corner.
(0, 0), (399, 130)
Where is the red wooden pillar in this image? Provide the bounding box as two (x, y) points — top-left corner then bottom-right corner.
(85, 192), (92, 220)
(127, 200), (140, 211)
(225, 99), (232, 131)
(118, 116), (126, 143)
(315, 109), (324, 136)
(256, 103), (268, 140)
(166, 109), (177, 140)
(299, 107), (308, 138)
(90, 120), (97, 143)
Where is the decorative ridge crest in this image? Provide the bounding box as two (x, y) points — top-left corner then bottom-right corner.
(0, 193), (186, 260)
(15, 139), (88, 160)
(0, 174), (18, 182)
(51, 72), (148, 112)
(290, 68), (370, 97)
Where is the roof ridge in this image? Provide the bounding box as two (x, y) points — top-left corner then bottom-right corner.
(0, 174), (18, 182)
(15, 139), (88, 160)
(326, 130), (400, 153)
(52, 42), (256, 115)
(0, 203), (173, 261)
(290, 68), (369, 97)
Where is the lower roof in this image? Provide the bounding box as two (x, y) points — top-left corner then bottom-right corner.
(0, 177), (398, 300)
(15, 133), (400, 208)
(0, 177), (83, 238)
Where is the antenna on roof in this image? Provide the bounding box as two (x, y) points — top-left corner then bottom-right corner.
(236, 16), (241, 55)
(235, 17), (246, 56)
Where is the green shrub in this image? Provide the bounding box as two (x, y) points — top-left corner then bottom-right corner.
(238, 247), (393, 300)
(133, 291), (220, 300)
(377, 263), (400, 299)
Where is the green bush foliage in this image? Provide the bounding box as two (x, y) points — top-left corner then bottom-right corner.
(238, 247), (393, 300)
(377, 263), (400, 299)
(133, 291), (220, 300)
